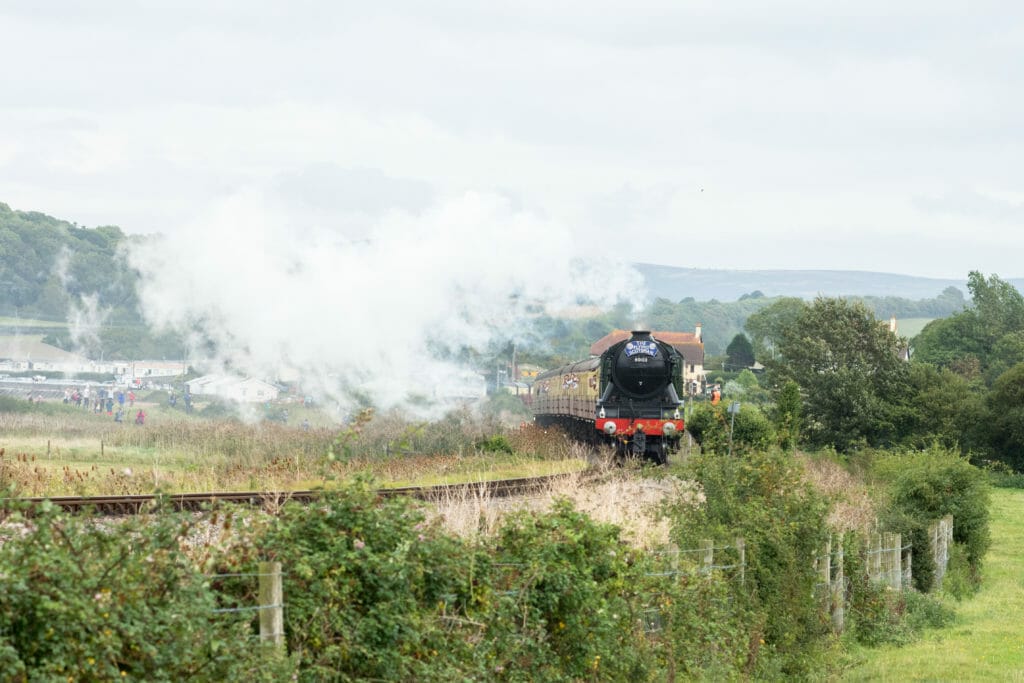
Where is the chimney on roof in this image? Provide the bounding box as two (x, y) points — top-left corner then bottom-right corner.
(695, 322), (702, 342)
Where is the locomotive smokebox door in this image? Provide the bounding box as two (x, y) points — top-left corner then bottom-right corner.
(611, 331), (672, 400)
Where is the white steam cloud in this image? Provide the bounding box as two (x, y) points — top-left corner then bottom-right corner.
(128, 191), (643, 415)
(53, 247), (111, 352)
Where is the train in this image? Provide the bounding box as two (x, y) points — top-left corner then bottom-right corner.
(530, 330), (685, 463)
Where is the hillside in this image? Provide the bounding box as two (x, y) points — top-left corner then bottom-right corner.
(634, 263), (1024, 302)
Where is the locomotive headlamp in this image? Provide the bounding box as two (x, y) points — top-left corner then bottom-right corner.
(673, 408), (681, 420)
(598, 406), (606, 419)
(663, 422), (677, 436)
(603, 421), (617, 435)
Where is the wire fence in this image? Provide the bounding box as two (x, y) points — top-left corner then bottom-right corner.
(171, 517), (954, 645)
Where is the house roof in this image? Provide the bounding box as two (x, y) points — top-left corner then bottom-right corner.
(589, 330), (703, 362)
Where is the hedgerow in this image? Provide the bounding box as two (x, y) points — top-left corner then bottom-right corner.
(0, 495), (284, 681)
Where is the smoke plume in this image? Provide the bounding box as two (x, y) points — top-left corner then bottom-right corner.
(128, 191), (643, 415)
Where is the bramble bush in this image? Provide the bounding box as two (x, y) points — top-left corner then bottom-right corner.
(0, 495), (286, 681)
(665, 448), (833, 678)
(868, 444), (990, 592)
(254, 477), (473, 681)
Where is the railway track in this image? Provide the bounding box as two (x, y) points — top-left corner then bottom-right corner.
(0, 471), (589, 517)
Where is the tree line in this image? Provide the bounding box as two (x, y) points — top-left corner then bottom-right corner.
(698, 271), (1024, 472)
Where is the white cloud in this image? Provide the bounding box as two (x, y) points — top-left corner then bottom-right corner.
(1, 0), (1023, 280)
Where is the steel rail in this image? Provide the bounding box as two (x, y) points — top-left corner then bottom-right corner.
(0, 471), (594, 517)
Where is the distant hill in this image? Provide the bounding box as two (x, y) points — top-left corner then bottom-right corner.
(634, 264), (1024, 302)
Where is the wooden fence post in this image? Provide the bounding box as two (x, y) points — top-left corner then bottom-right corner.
(820, 537), (832, 587)
(904, 542), (913, 590)
(872, 532), (882, 582)
(701, 539), (714, 574)
(831, 540), (844, 634)
(735, 537), (745, 586)
(259, 561), (284, 648)
(891, 533), (902, 591)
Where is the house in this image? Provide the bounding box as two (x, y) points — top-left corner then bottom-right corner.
(186, 375), (281, 403)
(589, 324), (706, 396)
(122, 360), (188, 384)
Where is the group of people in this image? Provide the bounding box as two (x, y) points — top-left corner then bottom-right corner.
(61, 386), (143, 423)
(167, 390), (192, 413)
(63, 386), (135, 412)
(113, 408), (146, 425)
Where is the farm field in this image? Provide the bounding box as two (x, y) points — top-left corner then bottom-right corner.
(843, 487), (1024, 681)
(894, 317), (935, 339)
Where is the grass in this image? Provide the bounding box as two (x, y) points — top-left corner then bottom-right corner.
(0, 402), (587, 496)
(842, 487), (1024, 681)
(895, 317), (935, 339)
(0, 318), (66, 328)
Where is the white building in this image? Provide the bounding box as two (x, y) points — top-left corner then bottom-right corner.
(186, 375), (281, 403)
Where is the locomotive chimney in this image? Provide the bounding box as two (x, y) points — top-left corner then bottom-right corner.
(695, 322), (702, 342)
(630, 330), (653, 340)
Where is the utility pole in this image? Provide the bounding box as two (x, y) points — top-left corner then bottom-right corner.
(728, 401), (741, 456)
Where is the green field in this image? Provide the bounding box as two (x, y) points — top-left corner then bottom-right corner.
(0, 317), (66, 328)
(895, 317), (934, 339)
(844, 487), (1024, 681)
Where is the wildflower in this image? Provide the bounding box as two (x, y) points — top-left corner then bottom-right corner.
(354, 539), (365, 550)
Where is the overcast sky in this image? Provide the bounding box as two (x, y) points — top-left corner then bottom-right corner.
(2, 1), (1022, 279)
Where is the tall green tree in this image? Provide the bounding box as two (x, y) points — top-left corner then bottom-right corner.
(725, 332), (755, 370)
(913, 273), (1024, 385)
(986, 362), (1024, 471)
(771, 297), (909, 451)
(744, 297), (806, 361)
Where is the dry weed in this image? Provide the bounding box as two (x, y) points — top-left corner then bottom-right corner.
(427, 465), (701, 550)
(799, 452), (878, 534)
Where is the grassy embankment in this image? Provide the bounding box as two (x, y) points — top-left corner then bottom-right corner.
(844, 487), (1024, 681)
(0, 401), (586, 495)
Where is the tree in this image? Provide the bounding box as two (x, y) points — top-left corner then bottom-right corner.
(914, 273), (1024, 384)
(967, 270), (1024, 343)
(900, 363), (987, 453)
(772, 297), (909, 451)
(725, 333), (755, 370)
(986, 362), (1024, 471)
(912, 312), (985, 374)
(744, 297), (806, 361)
(773, 380), (802, 450)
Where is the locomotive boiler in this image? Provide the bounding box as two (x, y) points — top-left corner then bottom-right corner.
(531, 330), (685, 463)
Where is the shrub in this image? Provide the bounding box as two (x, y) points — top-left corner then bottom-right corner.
(475, 434), (514, 455)
(482, 500), (650, 681)
(665, 449), (831, 677)
(257, 478), (472, 681)
(871, 445), (991, 590)
(0, 498), (281, 681)
(686, 402), (776, 455)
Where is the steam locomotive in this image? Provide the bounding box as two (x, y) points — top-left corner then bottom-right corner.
(530, 330), (685, 463)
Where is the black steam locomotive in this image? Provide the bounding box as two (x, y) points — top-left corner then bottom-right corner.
(530, 331), (685, 463)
